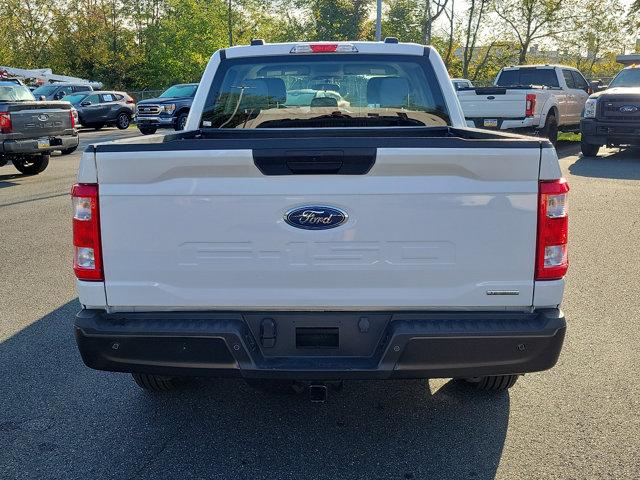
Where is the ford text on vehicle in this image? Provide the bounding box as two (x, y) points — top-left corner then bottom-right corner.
(457, 65), (591, 144)
(73, 41), (568, 398)
(580, 65), (640, 157)
(1, 81), (79, 174)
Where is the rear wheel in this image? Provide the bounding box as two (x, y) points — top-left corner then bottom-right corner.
(138, 126), (157, 135)
(580, 140), (601, 157)
(13, 155), (49, 175)
(116, 112), (130, 130)
(539, 114), (558, 146)
(131, 373), (178, 392)
(463, 375), (519, 391)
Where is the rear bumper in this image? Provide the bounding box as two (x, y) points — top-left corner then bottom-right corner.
(581, 118), (640, 145)
(1, 132), (79, 155)
(75, 308), (566, 380)
(466, 116), (540, 131)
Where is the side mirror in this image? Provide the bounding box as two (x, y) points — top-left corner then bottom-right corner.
(39, 95), (46, 101)
(80, 101), (91, 107)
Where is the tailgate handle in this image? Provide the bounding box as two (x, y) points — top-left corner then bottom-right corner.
(253, 148), (376, 175)
(286, 152), (343, 174)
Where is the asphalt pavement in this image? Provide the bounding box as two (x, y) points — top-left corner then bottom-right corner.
(1, 132), (638, 480)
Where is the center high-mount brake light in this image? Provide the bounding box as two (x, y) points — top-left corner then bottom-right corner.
(535, 178), (569, 280)
(525, 93), (537, 117)
(0, 112), (11, 134)
(290, 44), (358, 54)
(71, 184), (103, 281)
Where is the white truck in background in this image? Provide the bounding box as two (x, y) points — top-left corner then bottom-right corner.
(457, 65), (591, 144)
(72, 41), (568, 400)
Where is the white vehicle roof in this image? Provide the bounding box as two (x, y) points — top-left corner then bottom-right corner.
(223, 41), (428, 59)
(501, 64), (577, 71)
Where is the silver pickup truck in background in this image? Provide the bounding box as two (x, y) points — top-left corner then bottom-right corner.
(457, 65), (591, 144)
(1, 80), (79, 175)
(73, 41), (568, 400)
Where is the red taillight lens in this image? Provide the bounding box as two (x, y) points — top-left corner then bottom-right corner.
(536, 179), (569, 280)
(310, 44), (338, 53)
(525, 94), (536, 117)
(69, 109), (76, 128)
(0, 111), (12, 134)
(71, 184), (103, 281)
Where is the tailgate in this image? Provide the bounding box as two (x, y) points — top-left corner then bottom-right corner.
(95, 141), (541, 310)
(8, 103), (72, 138)
(458, 89), (527, 118)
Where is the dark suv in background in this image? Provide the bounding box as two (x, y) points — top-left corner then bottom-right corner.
(63, 91), (135, 130)
(32, 83), (93, 101)
(135, 83), (197, 134)
(581, 65), (640, 156)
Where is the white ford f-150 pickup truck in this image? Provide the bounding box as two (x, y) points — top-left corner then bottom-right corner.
(73, 40), (568, 399)
(457, 65), (591, 144)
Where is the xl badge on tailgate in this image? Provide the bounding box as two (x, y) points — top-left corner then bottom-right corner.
(284, 205), (348, 230)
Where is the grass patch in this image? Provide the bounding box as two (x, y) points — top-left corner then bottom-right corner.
(558, 132), (581, 142)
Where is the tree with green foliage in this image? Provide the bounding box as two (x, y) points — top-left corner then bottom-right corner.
(494, 0), (572, 64)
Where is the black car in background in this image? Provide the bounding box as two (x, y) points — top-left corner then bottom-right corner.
(580, 65), (640, 157)
(63, 91), (135, 130)
(135, 83), (197, 135)
(32, 83), (93, 101)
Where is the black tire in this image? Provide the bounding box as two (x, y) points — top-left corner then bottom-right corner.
(175, 113), (188, 131)
(13, 154), (49, 175)
(539, 114), (558, 146)
(131, 373), (177, 392)
(138, 126), (157, 135)
(116, 112), (131, 130)
(464, 375), (519, 391)
(580, 140), (600, 157)
(60, 146), (78, 155)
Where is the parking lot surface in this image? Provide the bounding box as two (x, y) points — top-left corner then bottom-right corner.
(1, 131), (639, 479)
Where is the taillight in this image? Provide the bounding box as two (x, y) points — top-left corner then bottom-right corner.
(536, 179), (569, 280)
(525, 94), (536, 117)
(71, 184), (103, 281)
(0, 111), (12, 134)
(69, 109), (77, 128)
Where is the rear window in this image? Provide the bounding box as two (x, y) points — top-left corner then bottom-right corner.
(496, 68), (560, 88)
(609, 68), (640, 88)
(200, 54), (450, 129)
(0, 85), (35, 102)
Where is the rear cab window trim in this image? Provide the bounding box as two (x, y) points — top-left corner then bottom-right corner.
(496, 68), (560, 89)
(199, 53), (451, 130)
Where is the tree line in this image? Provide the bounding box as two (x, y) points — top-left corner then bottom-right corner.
(0, 0), (636, 91)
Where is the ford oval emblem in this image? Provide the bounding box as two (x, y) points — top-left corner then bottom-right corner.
(284, 205), (348, 230)
(37, 114), (50, 121)
(619, 105), (638, 113)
